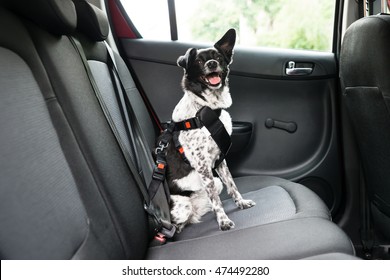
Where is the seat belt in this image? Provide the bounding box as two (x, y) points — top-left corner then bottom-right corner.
(104, 42), (174, 239)
(69, 36), (174, 240)
(359, 167), (374, 259)
(105, 44), (173, 225)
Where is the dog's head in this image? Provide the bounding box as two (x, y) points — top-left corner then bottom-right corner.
(177, 29), (236, 101)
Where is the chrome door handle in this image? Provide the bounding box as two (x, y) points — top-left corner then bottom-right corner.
(286, 61), (313, 76)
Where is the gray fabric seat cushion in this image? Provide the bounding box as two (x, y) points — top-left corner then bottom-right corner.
(173, 175), (330, 241)
(146, 175), (348, 260)
(232, 176), (330, 220)
(303, 253), (360, 260)
(147, 218), (354, 259)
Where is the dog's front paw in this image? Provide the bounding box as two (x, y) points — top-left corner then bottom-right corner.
(236, 199), (256, 209)
(174, 223), (186, 234)
(218, 218), (235, 231)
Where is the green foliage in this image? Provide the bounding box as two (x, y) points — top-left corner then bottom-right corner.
(188, 0), (335, 51)
(188, 0), (240, 43)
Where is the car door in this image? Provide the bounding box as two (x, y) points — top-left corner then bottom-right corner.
(106, 0), (343, 216)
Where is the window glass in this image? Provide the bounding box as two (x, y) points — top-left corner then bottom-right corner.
(121, 0), (170, 40)
(121, 0), (336, 51)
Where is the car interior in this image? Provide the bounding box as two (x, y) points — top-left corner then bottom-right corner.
(0, 0), (389, 260)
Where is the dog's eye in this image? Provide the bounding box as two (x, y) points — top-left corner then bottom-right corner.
(196, 59), (203, 65)
(217, 56), (223, 62)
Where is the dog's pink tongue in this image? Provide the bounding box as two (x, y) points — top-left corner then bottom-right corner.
(208, 75), (221, 85)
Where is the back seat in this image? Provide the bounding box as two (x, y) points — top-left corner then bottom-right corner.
(0, 0), (356, 259)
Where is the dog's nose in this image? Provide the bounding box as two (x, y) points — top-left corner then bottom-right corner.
(206, 60), (218, 70)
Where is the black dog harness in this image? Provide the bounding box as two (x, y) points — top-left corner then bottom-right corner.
(174, 107), (231, 166)
(149, 106), (232, 204)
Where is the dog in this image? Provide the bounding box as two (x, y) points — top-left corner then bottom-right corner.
(162, 29), (255, 233)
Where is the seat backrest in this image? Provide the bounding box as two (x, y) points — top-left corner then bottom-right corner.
(72, 0), (157, 184)
(73, 0), (158, 150)
(340, 14), (390, 239)
(0, 0), (150, 259)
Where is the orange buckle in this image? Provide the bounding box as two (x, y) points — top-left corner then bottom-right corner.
(157, 163), (165, 170)
(185, 121), (191, 129)
(179, 147), (184, 154)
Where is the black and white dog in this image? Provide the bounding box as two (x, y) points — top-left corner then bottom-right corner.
(164, 29), (255, 232)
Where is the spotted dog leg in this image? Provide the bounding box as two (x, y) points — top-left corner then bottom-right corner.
(213, 176), (223, 194)
(170, 194), (193, 233)
(216, 160), (256, 209)
(195, 164), (235, 231)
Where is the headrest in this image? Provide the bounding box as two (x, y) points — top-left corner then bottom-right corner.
(73, 0), (109, 41)
(340, 15), (390, 92)
(5, 0), (77, 36)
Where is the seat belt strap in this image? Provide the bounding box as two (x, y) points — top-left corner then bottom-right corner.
(69, 36), (149, 201)
(359, 169), (374, 259)
(105, 46), (145, 181)
(104, 42), (174, 238)
(69, 36), (174, 238)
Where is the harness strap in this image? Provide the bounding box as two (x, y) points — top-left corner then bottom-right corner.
(145, 106), (230, 241)
(148, 131), (171, 202)
(196, 107), (232, 167)
(172, 133), (190, 164)
(173, 117), (202, 131)
(173, 109), (222, 131)
(172, 107), (231, 168)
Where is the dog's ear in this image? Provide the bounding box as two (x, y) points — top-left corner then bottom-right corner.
(214, 28), (236, 63)
(177, 48), (197, 70)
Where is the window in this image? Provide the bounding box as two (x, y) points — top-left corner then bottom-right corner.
(121, 0), (336, 51)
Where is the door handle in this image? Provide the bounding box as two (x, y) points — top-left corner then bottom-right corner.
(265, 118), (297, 133)
(286, 61), (313, 76)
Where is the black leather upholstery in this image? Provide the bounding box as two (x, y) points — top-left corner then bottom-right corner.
(340, 14), (390, 239)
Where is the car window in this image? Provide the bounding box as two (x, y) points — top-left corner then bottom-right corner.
(121, 0), (336, 51)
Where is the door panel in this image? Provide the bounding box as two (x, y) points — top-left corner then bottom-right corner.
(121, 39), (342, 213)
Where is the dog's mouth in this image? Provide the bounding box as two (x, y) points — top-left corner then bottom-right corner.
(203, 72), (222, 87)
